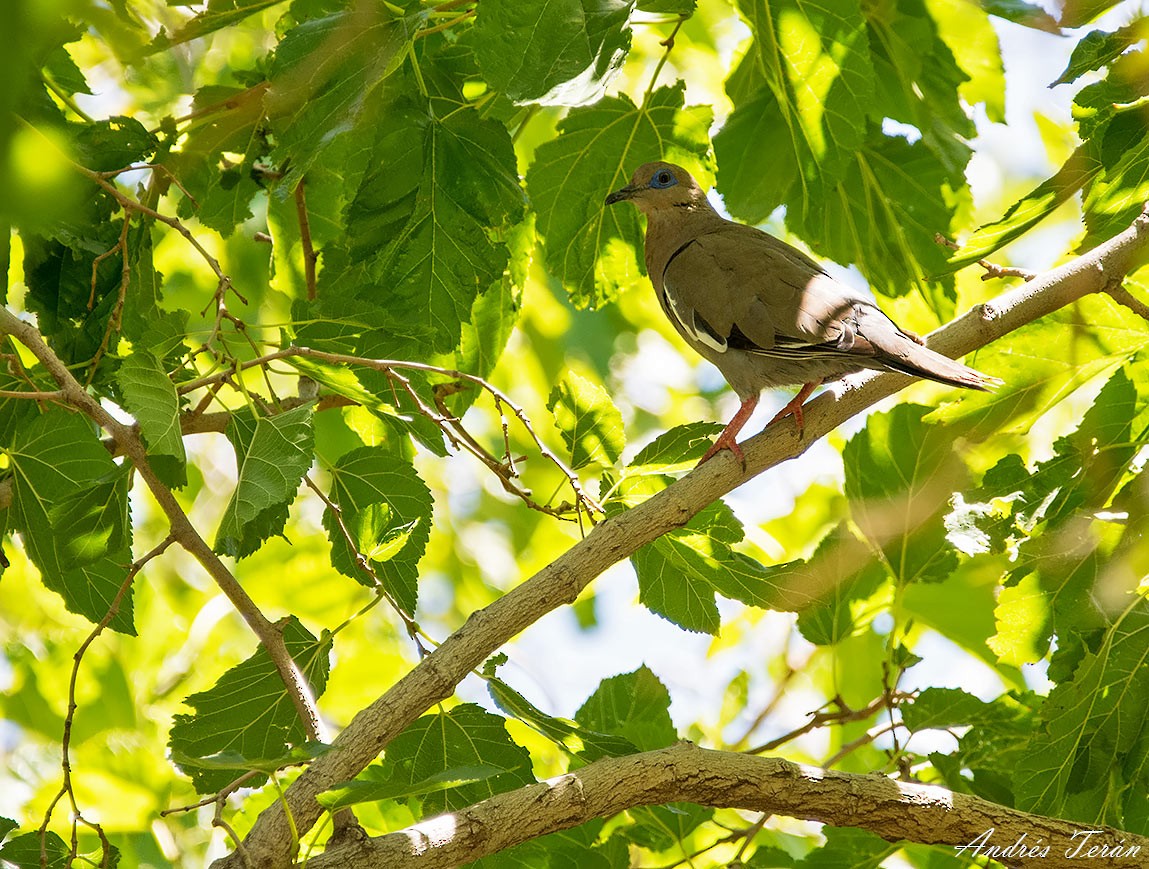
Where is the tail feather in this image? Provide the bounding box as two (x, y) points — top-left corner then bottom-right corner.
(859, 308), (1000, 391)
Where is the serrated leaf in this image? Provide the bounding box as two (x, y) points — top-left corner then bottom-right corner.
(324, 447), (433, 616)
(844, 404), (964, 585)
(266, 7), (421, 181)
(632, 527), (721, 634)
(215, 405), (315, 559)
(5, 410), (134, 632)
(324, 103), (525, 355)
(319, 764), (508, 811)
(353, 704), (534, 815)
(1054, 25), (1141, 86)
(472, 0), (634, 105)
(117, 350), (186, 488)
(575, 665), (677, 752)
(146, 0), (286, 54)
(797, 826), (896, 868)
(0, 830), (71, 869)
(486, 673), (638, 761)
(717, 0), (874, 220)
(979, 0), (1060, 32)
(926, 0), (1006, 123)
(792, 129), (961, 311)
(528, 82), (712, 308)
(626, 421), (724, 474)
(169, 617), (331, 793)
(47, 465), (131, 569)
(789, 524), (887, 645)
(1014, 603), (1149, 826)
(947, 145), (1102, 269)
(547, 370), (625, 469)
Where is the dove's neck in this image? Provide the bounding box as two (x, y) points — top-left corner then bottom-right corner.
(642, 203), (727, 277)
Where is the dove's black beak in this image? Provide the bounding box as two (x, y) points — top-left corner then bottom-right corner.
(604, 185), (637, 205)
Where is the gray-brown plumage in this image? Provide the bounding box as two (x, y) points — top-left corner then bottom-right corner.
(605, 161), (999, 463)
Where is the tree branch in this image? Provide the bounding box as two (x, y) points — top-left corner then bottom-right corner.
(219, 204), (1149, 868)
(0, 309), (325, 745)
(304, 742), (1149, 869)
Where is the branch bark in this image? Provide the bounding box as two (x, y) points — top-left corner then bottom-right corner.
(209, 204), (1148, 868)
(304, 742), (1149, 869)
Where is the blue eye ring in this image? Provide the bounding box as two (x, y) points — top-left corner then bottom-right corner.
(649, 169), (678, 189)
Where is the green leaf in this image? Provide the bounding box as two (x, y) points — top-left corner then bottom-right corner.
(792, 129), (961, 310)
(472, 0), (634, 105)
(214, 404), (315, 559)
(116, 349), (186, 488)
(902, 687), (999, 731)
(947, 145), (1102, 269)
(146, 0), (287, 54)
(352, 704), (534, 815)
(978, 0), (1060, 32)
(318, 764), (508, 811)
(528, 82), (712, 308)
(718, 0), (874, 222)
(1054, 25), (1141, 86)
(547, 370), (625, 469)
(790, 524), (887, 645)
(929, 295), (1149, 439)
(1014, 603), (1149, 826)
(797, 826), (897, 868)
(171, 741), (331, 772)
(632, 531), (721, 633)
(626, 421), (724, 474)
(485, 672), (638, 761)
(0, 830), (71, 869)
(5, 409), (134, 632)
(1059, 0), (1126, 30)
(47, 465), (131, 569)
(266, 7), (421, 181)
(625, 803), (714, 851)
(638, 0), (695, 12)
(323, 102), (525, 355)
(926, 0), (1006, 123)
(323, 447), (433, 616)
(843, 404), (964, 585)
(169, 617), (331, 794)
(1083, 121), (1149, 248)
(575, 665), (677, 752)
(43, 44), (91, 95)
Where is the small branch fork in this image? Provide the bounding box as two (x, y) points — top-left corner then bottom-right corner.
(177, 346), (604, 523)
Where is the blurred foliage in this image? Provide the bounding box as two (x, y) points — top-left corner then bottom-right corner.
(2, 0), (1149, 865)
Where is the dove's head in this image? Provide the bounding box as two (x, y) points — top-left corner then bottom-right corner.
(605, 162), (709, 213)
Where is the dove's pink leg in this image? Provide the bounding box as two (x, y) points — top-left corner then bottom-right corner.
(767, 380), (821, 434)
(699, 394), (759, 466)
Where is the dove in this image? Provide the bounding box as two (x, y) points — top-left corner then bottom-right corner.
(605, 161), (998, 464)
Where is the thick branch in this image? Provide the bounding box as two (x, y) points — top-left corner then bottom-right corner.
(218, 207), (1149, 869)
(305, 742), (1149, 869)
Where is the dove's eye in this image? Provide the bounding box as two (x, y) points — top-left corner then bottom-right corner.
(650, 170), (677, 189)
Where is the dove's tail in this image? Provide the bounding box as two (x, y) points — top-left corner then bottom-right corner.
(859, 307), (1001, 391)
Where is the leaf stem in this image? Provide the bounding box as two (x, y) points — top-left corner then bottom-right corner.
(642, 14), (689, 105)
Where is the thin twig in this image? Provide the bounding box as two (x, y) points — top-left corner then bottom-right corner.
(39, 536), (175, 868)
(177, 346), (604, 520)
(642, 14), (689, 104)
(742, 692), (901, 756)
(934, 233), (1038, 281)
